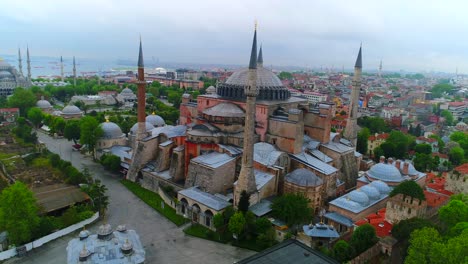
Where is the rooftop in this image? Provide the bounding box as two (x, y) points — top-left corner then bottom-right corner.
(33, 184), (90, 213)
(235, 239), (338, 264)
(178, 187), (231, 211)
(191, 152), (235, 169)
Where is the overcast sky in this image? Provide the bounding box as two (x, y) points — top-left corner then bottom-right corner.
(1, 0), (467, 73)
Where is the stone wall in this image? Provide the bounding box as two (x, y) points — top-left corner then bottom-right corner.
(385, 193), (427, 224)
(446, 171), (468, 194)
(185, 158), (236, 194)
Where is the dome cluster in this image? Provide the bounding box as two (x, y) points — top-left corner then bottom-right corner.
(285, 168), (323, 187)
(330, 180), (390, 213)
(367, 163), (403, 182)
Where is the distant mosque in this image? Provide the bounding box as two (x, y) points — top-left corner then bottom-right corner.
(0, 48), (32, 95)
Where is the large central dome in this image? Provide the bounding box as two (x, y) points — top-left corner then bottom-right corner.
(217, 62), (290, 101)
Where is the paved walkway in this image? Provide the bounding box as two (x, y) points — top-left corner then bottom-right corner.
(4, 133), (253, 263)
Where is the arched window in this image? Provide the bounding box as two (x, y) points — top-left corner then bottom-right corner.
(204, 210), (214, 227)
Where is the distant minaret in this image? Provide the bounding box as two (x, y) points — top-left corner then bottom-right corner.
(26, 46), (31, 81)
(18, 48), (23, 76)
(379, 59), (382, 78)
(234, 25), (258, 207)
(60, 56), (64, 82)
(257, 44), (263, 68)
(136, 37), (146, 140)
(73, 56), (77, 86)
(344, 45), (362, 148)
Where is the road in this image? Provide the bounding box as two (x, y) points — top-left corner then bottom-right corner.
(5, 132), (253, 264)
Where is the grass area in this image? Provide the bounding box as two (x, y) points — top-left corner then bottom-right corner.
(120, 179), (187, 226)
(183, 223), (230, 243)
(183, 223), (270, 252)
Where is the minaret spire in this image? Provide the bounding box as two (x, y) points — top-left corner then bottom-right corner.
(379, 59), (382, 78)
(344, 45), (362, 148)
(18, 48), (23, 76)
(26, 46), (31, 82)
(136, 37), (146, 138)
(73, 56), (77, 86)
(257, 44), (263, 67)
(60, 56), (64, 82)
(234, 24), (258, 207)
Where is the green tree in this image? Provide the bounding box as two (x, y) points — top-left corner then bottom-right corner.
(441, 110), (454, 126)
(228, 212), (246, 239)
(80, 178), (109, 215)
(213, 213), (225, 236)
(27, 107), (43, 128)
(79, 116), (103, 159)
(238, 190), (250, 213)
(0, 182), (40, 245)
(254, 217), (272, 235)
(64, 120), (81, 143)
(413, 153), (432, 172)
(430, 83), (453, 98)
(271, 193), (313, 228)
(450, 131), (467, 143)
(414, 143), (432, 155)
(349, 224), (378, 255)
(429, 134), (445, 151)
(449, 146), (464, 165)
(390, 181), (425, 201)
(7, 88), (37, 116)
(278, 72), (293, 80)
(331, 240), (353, 263)
(100, 154), (121, 172)
(357, 116), (390, 134)
(439, 199), (468, 228)
(405, 227), (441, 264)
(51, 117), (66, 135)
(391, 218), (434, 241)
(357, 127), (370, 154)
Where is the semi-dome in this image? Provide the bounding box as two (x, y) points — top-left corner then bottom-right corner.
(370, 180), (391, 194)
(121, 88), (133, 94)
(360, 184), (381, 200)
(100, 121), (124, 139)
(347, 189), (370, 206)
(62, 105), (82, 115)
(202, 102), (245, 118)
(217, 67), (291, 101)
(146, 113), (165, 127)
(37, 98), (52, 109)
(130, 122), (155, 134)
(285, 168), (323, 187)
(367, 163), (403, 182)
(206, 86), (216, 94)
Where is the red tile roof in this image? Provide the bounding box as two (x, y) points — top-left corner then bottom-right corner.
(424, 190), (450, 208)
(354, 208), (392, 237)
(368, 133), (389, 141)
(455, 163), (468, 174)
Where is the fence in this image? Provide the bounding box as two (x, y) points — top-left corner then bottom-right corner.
(0, 212), (99, 261)
(348, 243), (381, 264)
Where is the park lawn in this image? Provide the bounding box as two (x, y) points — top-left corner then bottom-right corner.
(183, 224), (269, 252)
(120, 180), (187, 226)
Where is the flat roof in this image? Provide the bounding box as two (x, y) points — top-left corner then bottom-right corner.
(236, 239), (338, 264)
(33, 184), (90, 213)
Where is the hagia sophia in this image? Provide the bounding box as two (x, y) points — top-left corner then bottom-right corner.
(90, 27), (418, 231)
(26, 26), (440, 237)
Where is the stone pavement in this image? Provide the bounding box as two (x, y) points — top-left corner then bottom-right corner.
(4, 133), (254, 264)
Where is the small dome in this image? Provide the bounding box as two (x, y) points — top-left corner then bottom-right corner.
(79, 229), (90, 240)
(285, 168), (323, 187)
(146, 114), (165, 127)
(116, 224), (127, 232)
(367, 163), (403, 182)
(62, 105), (82, 115)
(121, 239), (133, 255)
(97, 223), (113, 240)
(347, 189), (370, 206)
(206, 86), (216, 94)
(79, 245), (91, 261)
(121, 88), (133, 94)
(360, 185), (381, 200)
(37, 98), (52, 109)
(370, 180), (391, 194)
(130, 122), (155, 134)
(100, 121), (124, 139)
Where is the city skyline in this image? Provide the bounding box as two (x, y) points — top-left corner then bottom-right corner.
(1, 0), (467, 73)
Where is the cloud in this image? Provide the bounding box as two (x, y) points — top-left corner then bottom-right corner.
(1, 0), (467, 73)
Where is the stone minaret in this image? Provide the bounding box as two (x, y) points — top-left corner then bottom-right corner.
(126, 38), (147, 182)
(343, 45), (362, 148)
(18, 48), (23, 76)
(257, 45), (263, 68)
(26, 46), (32, 82)
(379, 59), (382, 78)
(73, 56), (77, 86)
(60, 56), (64, 82)
(234, 26), (258, 207)
(136, 38), (146, 140)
